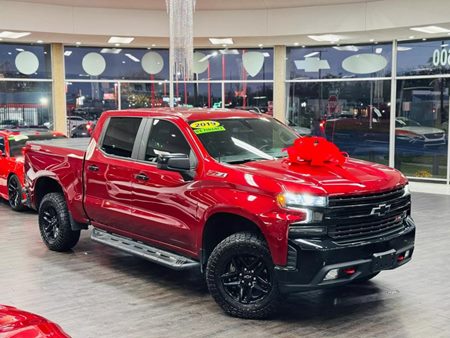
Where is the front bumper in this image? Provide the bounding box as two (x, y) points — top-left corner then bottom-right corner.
(275, 216), (416, 293)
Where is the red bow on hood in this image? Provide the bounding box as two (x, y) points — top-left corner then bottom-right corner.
(283, 136), (347, 166)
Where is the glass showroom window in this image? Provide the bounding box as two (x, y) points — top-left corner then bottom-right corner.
(0, 43), (52, 128)
(121, 82), (169, 109)
(174, 82), (222, 108)
(193, 48), (273, 81)
(66, 82), (118, 120)
(225, 82), (273, 114)
(397, 39), (450, 76)
(287, 44), (392, 80)
(0, 81), (52, 128)
(395, 78), (449, 179)
(64, 46), (169, 81)
(287, 80), (391, 164)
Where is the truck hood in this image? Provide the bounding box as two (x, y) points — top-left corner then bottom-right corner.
(232, 158), (406, 196)
(397, 126), (444, 135)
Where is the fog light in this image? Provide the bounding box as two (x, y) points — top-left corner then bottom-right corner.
(323, 269), (339, 281)
(343, 267), (356, 276)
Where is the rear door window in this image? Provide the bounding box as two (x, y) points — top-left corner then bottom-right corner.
(101, 117), (143, 158)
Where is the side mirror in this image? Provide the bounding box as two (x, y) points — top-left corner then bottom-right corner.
(0, 150), (5, 157)
(157, 153), (194, 180)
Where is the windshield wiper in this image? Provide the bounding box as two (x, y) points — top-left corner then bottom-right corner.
(226, 157), (267, 164)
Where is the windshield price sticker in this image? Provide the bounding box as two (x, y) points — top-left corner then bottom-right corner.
(190, 120), (226, 134)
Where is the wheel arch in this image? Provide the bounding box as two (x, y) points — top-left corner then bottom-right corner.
(201, 212), (266, 267)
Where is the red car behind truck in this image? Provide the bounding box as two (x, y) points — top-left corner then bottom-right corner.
(24, 109), (416, 319)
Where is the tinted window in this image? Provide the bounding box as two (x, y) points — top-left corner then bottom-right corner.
(0, 137), (5, 153)
(145, 119), (191, 162)
(101, 117), (142, 158)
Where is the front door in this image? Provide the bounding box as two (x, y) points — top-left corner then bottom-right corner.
(83, 116), (145, 235)
(130, 118), (200, 254)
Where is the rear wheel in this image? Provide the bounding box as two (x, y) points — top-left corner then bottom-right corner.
(8, 175), (25, 211)
(38, 193), (80, 252)
(206, 232), (280, 319)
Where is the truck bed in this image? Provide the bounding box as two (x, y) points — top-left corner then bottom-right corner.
(28, 138), (90, 153)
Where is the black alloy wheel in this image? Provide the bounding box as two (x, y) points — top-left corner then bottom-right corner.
(38, 193), (80, 251)
(41, 206), (60, 243)
(220, 254), (272, 304)
(206, 232), (281, 319)
(8, 175), (25, 211)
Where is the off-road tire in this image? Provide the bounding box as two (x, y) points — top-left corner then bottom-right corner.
(8, 175), (26, 211)
(38, 192), (80, 251)
(206, 232), (281, 319)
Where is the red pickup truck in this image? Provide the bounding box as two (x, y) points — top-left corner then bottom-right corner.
(24, 109), (415, 319)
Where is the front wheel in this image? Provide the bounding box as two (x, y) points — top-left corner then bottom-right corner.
(8, 174), (26, 211)
(38, 193), (80, 252)
(206, 232), (280, 319)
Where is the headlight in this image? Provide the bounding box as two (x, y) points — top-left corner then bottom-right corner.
(402, 184), (411, 197)
(277, 192), (328, 208)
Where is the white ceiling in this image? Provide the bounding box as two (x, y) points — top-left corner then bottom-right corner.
(11, 0), (378, 10)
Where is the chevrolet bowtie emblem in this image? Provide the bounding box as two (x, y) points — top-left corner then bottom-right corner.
(371, 203), (391, 217)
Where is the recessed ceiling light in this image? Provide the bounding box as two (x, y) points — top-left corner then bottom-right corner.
(409, 35), (415, 39)
(64, 51), (72, 56)
(0, 31), (31, 39)
(125, 54), (140, 62)
(108, 36), (134, 44)
(258, 44), (263, 47)
(422, 38), (427, 41)
(151, 44), (156, 47)
(410, 25), (450, 34)
(294, 42), (299, 46)
(75, 41), (82, 45)
(36, 40), (44, 44)
(209, 38), (233, 45)
(100, 48), (122, 54)
(115, 43), (121, 47)
(369, 39), (374, 42)
(304, 51), (319, 58)
(308, 34), (344, 42)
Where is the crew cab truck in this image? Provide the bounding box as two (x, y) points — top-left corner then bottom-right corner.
(24, 109), (416, 319)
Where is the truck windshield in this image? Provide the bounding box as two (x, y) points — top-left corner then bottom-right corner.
(190, 117), (298, 164)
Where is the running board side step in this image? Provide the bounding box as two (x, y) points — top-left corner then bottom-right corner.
(91, 228), (200, 270)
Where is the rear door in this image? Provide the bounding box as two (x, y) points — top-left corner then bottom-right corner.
(83, 116), (146, 234)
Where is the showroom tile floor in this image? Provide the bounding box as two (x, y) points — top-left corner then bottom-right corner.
(1, 192), (449, 338)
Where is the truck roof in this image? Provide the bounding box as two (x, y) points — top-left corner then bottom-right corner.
(102, 108), (264, 121)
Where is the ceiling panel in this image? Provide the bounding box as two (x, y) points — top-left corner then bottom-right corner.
(13, 0), (379, 11)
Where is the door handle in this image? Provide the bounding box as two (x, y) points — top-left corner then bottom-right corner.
(135, 173), (149, 181)
(88, 165), (99, 172)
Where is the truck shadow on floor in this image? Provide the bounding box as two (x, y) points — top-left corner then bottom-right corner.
(44, 232), (394, 322)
